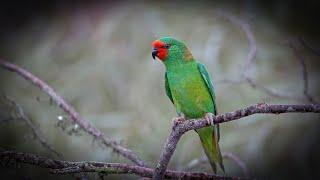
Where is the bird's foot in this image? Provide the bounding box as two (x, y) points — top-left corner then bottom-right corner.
(172, 116), (186, 126)
(204, 113), (215, 125)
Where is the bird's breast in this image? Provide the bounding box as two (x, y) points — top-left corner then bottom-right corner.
(167, 68), (214, 118)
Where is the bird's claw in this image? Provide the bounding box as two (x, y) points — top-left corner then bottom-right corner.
(204, 113), (215, 125)
(172, 116), (185, 126)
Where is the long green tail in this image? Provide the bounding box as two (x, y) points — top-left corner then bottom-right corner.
(196, 126), (224, 173)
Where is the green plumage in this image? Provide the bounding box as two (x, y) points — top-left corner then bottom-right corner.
(159, 37), (224, 173)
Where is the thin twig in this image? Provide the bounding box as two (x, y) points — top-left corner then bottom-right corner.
(0, 150), (243, 179)
(217, 77), (308, 101)
(216, 13), (317, 103)
(299, 37), (320, 56)
(1, 95), (62, 158)
(217, 11), (257, 77)
(182, 156), (207, 171)
(223, 152), (249, 178)
(0, 59), (147, 167)
(245, 77), (306, 101)
(288, 41), (318, 103)
(182, 153), (250, 178)
(217, 76), (308, 101)
(152, 103), (320, 179)
(216, 79), (244, 84)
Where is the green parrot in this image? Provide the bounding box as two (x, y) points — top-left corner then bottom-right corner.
(152, 37), (224, 173)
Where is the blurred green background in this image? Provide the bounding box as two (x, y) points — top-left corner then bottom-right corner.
(0, 1), (320, 179)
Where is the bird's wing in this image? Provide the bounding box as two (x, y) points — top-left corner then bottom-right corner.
(165, 72), (174, 105)
(197, 62), (220, 141)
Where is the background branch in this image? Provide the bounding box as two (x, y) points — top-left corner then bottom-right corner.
(1, 95), (62, 158)
(217, 11), (257, 77)
(0, 150), (243, 180)
(287, 40), (318, 103)
(0, 59), (147, 167)
(152, 103), (320, 179)
(216, 13), (318, 103)
(223, 152), (250, 178)
(183, 153), (249, 178)
(182, 156), (207, 171)
(299, 37), (320, 56)
(244, 77), (306, 101)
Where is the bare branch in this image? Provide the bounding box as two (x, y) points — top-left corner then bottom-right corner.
(182, 153), (250, 178)
(0, 59), (147, 167)
(218, 12), (300, 101)
(217, 12), (257, 77)
(223, 152), (249, 178)
(0, 150), (243, 179)
(287, 41), (318, 103)
(216, 79), (244, 84)
(216, 13), (318, 103)
(153, 103), (320, 179)
(182, 156), (207, 171)
(244, 77), (306, 101)
(299, 37), (320, 56)
(217, 77), (307, 101)
(1, 95), (62, 158)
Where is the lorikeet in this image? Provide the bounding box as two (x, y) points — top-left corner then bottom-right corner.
(152, 37), (224, 173)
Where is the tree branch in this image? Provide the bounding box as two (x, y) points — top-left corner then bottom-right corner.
(223, 152), (250, 178)
(244, 77), (306, 101)
(0, 150), (243, 179)
(0, 59), (147, 167)
(152, 103), (320, 179)
(299, 37), (320, 56)
(216, 13), (318, 103)
(217, 12), (257, 77)
(288, 40), (318, 103)
(2, 95), (62, 157)
(183, 152), (250, 178)
(182, 156), (207, 171)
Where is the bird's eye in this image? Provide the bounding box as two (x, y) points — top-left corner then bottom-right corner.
(164, 44), (171, 49)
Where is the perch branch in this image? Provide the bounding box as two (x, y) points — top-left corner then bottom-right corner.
(152, 103), (320, 179)
(0, 59), (147, 167)
(0, 150), (243, 179)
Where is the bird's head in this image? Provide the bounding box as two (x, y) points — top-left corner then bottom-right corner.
(151, 37), (193, 63)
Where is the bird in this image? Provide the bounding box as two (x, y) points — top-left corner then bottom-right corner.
(152, 37), (224, 173)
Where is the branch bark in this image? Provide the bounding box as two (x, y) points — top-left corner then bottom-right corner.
(152, 103), (320, 179)
(0, 59), (147, 167)
(0, 150), (243, 179)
